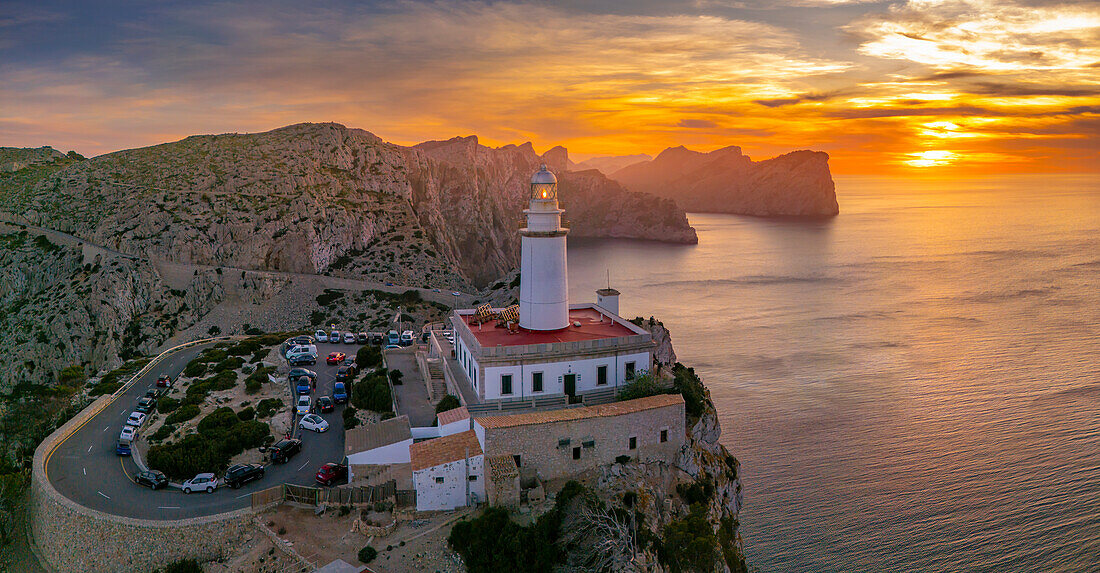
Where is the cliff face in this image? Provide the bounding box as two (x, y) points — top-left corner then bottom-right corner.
(5, 124), (697, 289)
(572, 153), (652, 175)
(611, 145), (839, 217)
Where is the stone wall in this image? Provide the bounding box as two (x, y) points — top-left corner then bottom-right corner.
(29, 390), (256, 572)
(479, 399), (685, 484)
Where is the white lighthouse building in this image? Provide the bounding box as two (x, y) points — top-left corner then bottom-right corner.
(519, 165), (570, 331)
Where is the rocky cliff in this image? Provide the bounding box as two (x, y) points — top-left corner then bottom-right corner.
(611, 145), (839, 217)
(3, 124), (696, 290)
(572, 153), (652, 175)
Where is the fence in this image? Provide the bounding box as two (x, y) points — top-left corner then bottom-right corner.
(251, 481), (399, 509)
(466, 394), (569, 415)
(395, 489), (417, 508)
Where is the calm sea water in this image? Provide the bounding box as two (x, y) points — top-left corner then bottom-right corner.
(567, 175), (1100, 573)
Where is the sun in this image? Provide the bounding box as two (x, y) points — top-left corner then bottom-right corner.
(905, 150), (957, 168)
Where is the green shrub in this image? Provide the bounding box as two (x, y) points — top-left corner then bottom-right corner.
(164, 559), (203, 573)
(256, 398), (282, 419)
(435, 395), (461, 415)
(212, 356), (244, 373)
(147, 413), (269, 479)
(182, 359), (207, 378)
(351, 372), (392, 413)
(317, 290), (345, 307)
(355, 345), (382, 369)
(676, 477), (714, 506)
(357, 545), (377, 563)
(388, 369), (403, 385)
(208, 325), (221, 335)
(157, 396), (180, 414)
(165, 404), (199, 425)
(150, 423), (175, 441)
(88, 381), (121, 396)
(250, 348), (270, 363)
(617, 374), (662, 402)
(658, 503), (718, 573)
(672, 364), (707, 419)
(58, 365), (85, 386)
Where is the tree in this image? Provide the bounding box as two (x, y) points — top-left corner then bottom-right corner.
(435, 394), (461, 415)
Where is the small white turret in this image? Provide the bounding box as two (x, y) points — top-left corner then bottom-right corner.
(596, 288), (620, 316)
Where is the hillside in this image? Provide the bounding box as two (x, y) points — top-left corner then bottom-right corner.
(571, 153), (652, 175)
(611, 145), (839, 217)
(1, 124), (696, 289)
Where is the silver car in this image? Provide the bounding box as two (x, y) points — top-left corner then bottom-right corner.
(182, 473), (218, 494)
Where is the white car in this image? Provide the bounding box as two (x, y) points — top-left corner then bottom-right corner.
(182, 473), (218, 494)
(342, 332), (356, 344)
(296, 395), (311, 416)
(126, 412), (147, 427)
(299, 414), (329, 433)
(119, 425), (136, 442)
(314, 330), (328, 343)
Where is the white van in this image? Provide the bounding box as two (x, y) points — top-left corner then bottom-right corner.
(399, 330), (414, 346)
(286, 344), (318, 364)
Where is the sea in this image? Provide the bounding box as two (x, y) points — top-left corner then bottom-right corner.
(566, 175), (1100, 573)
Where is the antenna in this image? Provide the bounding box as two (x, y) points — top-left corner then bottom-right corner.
(606, 268), (611, 289)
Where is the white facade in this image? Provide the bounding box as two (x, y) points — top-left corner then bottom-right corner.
(346, 439), (412, 481)
(480, 350), (651, 401)
(519, 165), (569, 331)
(414, 454), (485, 511)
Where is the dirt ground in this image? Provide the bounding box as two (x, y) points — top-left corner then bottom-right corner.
(258, 504), (471, 573)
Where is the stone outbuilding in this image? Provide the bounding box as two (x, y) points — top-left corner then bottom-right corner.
(410, 429), (484, 511)
(345, 415), (413, 486)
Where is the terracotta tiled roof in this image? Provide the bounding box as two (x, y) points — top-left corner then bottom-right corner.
(410, 429), (483, 472)
(486, 455), (519, 479)
(344, 415), (412, 456)
(436, 405), (470, 427)
(474, 394), (684, 429)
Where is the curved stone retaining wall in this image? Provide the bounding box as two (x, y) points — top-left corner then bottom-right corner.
(29, 337), (256, 572)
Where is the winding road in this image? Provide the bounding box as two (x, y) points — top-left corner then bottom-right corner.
(45, 341), (355, 520)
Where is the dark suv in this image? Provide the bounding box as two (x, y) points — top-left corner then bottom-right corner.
(224, 463), (266, 489)
(135, 470), (168, 490)
(136, 396), (157, 413)
(268, 439), (302, 464)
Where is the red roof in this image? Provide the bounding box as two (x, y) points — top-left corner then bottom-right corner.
(462, 307), (638, 348)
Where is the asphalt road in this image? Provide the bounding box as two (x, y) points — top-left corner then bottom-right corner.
(45, 340), (356, 520)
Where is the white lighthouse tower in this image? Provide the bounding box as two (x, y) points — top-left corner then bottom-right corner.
(519, 165), (569, 331)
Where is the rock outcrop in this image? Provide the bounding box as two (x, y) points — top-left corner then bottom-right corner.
(572, 153), (652, 175)
(4, 124), (697, 290)
(611, 145), (839, 217)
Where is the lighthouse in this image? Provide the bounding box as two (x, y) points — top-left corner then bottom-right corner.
(519, 165), (569, 331)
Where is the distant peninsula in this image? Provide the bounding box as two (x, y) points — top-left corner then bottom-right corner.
(592, 145), (840, 217)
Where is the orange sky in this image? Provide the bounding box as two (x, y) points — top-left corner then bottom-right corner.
(1, 0), (1097, 176)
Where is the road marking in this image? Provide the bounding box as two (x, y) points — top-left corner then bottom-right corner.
(103, 426), (109, 432)
(97, 491), (110, 499)
(87, 445), (93, 452)
(158, 506), (180, 509)
(236, 492), (252, 499)
(297, 459), (311, 471)
(120, 456), (134, 482)
(83, 467), (86, 476)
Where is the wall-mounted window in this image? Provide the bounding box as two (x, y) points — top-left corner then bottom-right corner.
(625, 362), (636, 380)
(660, 429), (668, 443)
(629, 436), (637, 450)
(468, 475), (478, 481)
(501, 374), (513, 395)
(558, 438), (571, 448)
(435, 476), (444, 484)
(572, 447), (581, 460)
(582, 440), (595, 449)
(533, 372), (543, 392)
(597, 365), (608, 386)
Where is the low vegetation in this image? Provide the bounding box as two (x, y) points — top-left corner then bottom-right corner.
(618, 363), (708, 420)
(351, 369), (393, 413)
(147, 407), (270, 479)
(435, 394), (461, 415)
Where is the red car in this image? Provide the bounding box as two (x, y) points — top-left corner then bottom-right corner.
(156, 374), (172, 387)
(326, 352), (346, 365)
(315, 462), (348, 486)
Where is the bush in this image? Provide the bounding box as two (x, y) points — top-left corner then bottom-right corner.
(615, 455), (631, 464)
(351, 372), (392, 413)
(358, 545), (378, 563)
(339, 505), (351, 516)
(435, 395), (461, 415)
(208, 325), (221, 336)
(147, 412), (270, 479)
(150, 423), (175, 441)
(317, 290), (345, 307)
(250, 348), (270, 363)
(256, 398), (282, 419)
(388, 369), (403, 385)
(237, 407), (255, 421)
(658, 503), (719, 573)
(213, 356), (244, 373)
(165, 404), (200, 425)
(164, 559), (203, 573)
(88, 381), (121, 396)
(183, 358), (207, 378)
(671, 364), (707, 419)
(676, 477), (714, 506)
(356, 345), (383, 369)
(617, 374), (662, 402)
(58, 365), (85, 386)
(157, 396), (181, 414)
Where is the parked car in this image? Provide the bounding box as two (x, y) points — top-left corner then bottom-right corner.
(288, 368), (317, 383)
(385, 282), (394, 286)
(293, 335), (315, 346)
(135, 469), (168, 489)
(126, 412), (147, 427)
(268, 439), (302, 464)
(315, 462), (348, 486)
(332, 382), (348, 404)
(119, 425), (136, 442)
(299, 414), (330, 433)
(156, 374), (172, 388)
(224, 463), (265, 489)
(182, 473), (218, 494)
(335, 367), (354, 383)
(432, 288), (441, 292)
(356, 332), (368, 344)
(327, 352), (346, 365)
(400, 330), (414, 346)
(370, 333), (384, 345)
(315, 330), (329, 343)
(384, 344), (401, 350)
(287, 344), (318, 359)
(330, 330), (340, 343)
(386, 330), (400, 346)
(145, 388), (160, 400)
(296, 378), (312, 395)
(296, 395), (311, 415)
(343, 357), (357, 368)
(341, 332), (355, 344)
(135, 396), (156, 414)
(115, 440), (132, 456)
(289, 353), (316, 367)
(316, 396), (334, 413)
(451, 291), (461, 297)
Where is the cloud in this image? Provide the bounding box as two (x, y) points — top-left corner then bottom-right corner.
(676, 119), (719, 128)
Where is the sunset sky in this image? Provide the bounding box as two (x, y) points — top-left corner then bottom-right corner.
(1, 0), (1097, 175)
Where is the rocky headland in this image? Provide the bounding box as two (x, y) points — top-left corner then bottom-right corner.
(609, 145), (840, 217)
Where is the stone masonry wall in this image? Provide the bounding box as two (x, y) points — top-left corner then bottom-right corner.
(30, 392), (255, 572)
(480, 401), (685, 484)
